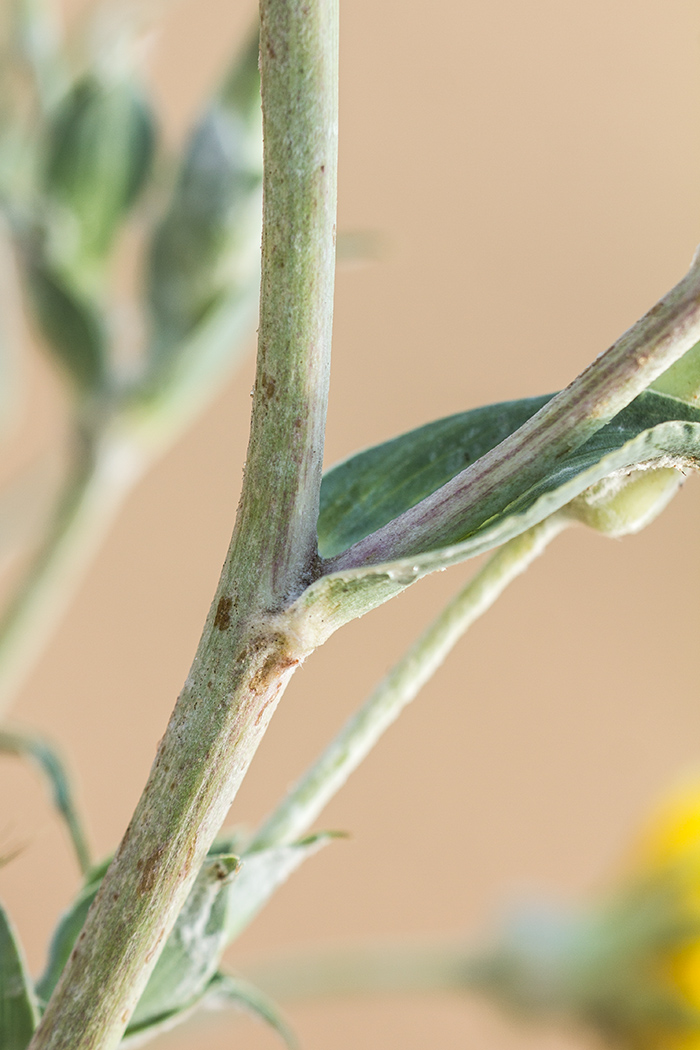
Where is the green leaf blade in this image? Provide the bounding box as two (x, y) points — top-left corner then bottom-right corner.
(300, 391), (700, 637)
(23, 256), (108, 394)
(206, 972), (298, 1049)
(318, 391), (700, 561)
(225, 833), (339, 945)
(0, 901), (39, 1049)
(318, 395), (552, 559)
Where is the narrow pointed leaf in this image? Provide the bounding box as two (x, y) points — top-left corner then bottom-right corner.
(0, 900), (39, 1049)
(206, 972), (298, 1049)
(24, 256), (107, 393)
(0, 728), (91, 874)
(225, 832), (340, 944)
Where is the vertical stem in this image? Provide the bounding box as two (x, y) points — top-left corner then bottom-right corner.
(0, 427), (141, 717)
(235, 0), (337, 608)
(28, 2), (338, 1047)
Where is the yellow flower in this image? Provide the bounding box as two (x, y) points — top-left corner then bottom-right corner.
(477, 776), (700, 1049)
(615, 774), (700, 1049)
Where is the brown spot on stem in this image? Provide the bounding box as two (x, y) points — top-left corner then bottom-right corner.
(260, 372), (276, 402)
(248, 632), (300, 693)
(214, 596), (233, 631)
(137, 845), (166, 895)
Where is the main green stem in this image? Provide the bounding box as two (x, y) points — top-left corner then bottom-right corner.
(27, 1), (338, 1046)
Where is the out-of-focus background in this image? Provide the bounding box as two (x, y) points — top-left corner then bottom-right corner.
(1, 1), (700, 1047)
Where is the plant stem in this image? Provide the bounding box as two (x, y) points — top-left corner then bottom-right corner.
(250, 514), (568, 852)
(245, 941), (486, 1001)
(0, 423), (141, 717)
(0, 291), (261, 719)
(27, 1), (338, 1046)
(328, 250), (700, 570)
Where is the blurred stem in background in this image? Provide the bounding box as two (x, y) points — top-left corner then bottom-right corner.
(0, 9), (263, 716)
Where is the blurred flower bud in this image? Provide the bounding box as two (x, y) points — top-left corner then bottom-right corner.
(41, 68), (156, 277)
(23, 245), (107, 394)
(567, 464), (684, 537)
(473, 776), (700, 1048)
(145, 30), (262, 356)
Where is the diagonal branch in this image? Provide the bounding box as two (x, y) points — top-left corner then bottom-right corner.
(328, 250), (700, 570)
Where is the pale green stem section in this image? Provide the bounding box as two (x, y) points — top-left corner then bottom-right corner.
(0, 425), (141, 717)
(250, 514), (568, 851)
(0, 726), (91, 874)
(27, 2), (337, 1046)
(329, 249), (700, 570)
(246, 942), (486, 1001)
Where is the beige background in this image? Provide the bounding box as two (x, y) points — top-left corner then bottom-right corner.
(1, 1), (700, 1047)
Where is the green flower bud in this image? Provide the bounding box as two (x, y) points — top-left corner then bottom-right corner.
(23, 246), (107, 394)
(42, 70), (156, 274)
(567, 464), (684, 537)
(146, 30), (262, 353)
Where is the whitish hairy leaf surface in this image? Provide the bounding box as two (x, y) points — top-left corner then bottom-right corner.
(205, 972), (298, 1048)
(127, 854), (239, 1030)
(225, 832), (340, 944)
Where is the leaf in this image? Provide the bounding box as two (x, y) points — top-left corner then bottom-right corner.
(296, 391), (700, 637)
(122, 970), (298, 1049)
(318, 394), (551, 559)
(43, 74), (156, 264)
(127, 854), (239, 1030)
(205, 972), (298, 1048)
(146, 27), (262, 352)
(652, 338), (700, 406)
(38, 834), (332, 1041)
(0, 727), (91, 875)
(225, 832), (340, 944)
(35, 866), (105, 1005)
(0, 900), (39, 1049)
(24, 256), (107, 393)
(36, 852), (239, 1019)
